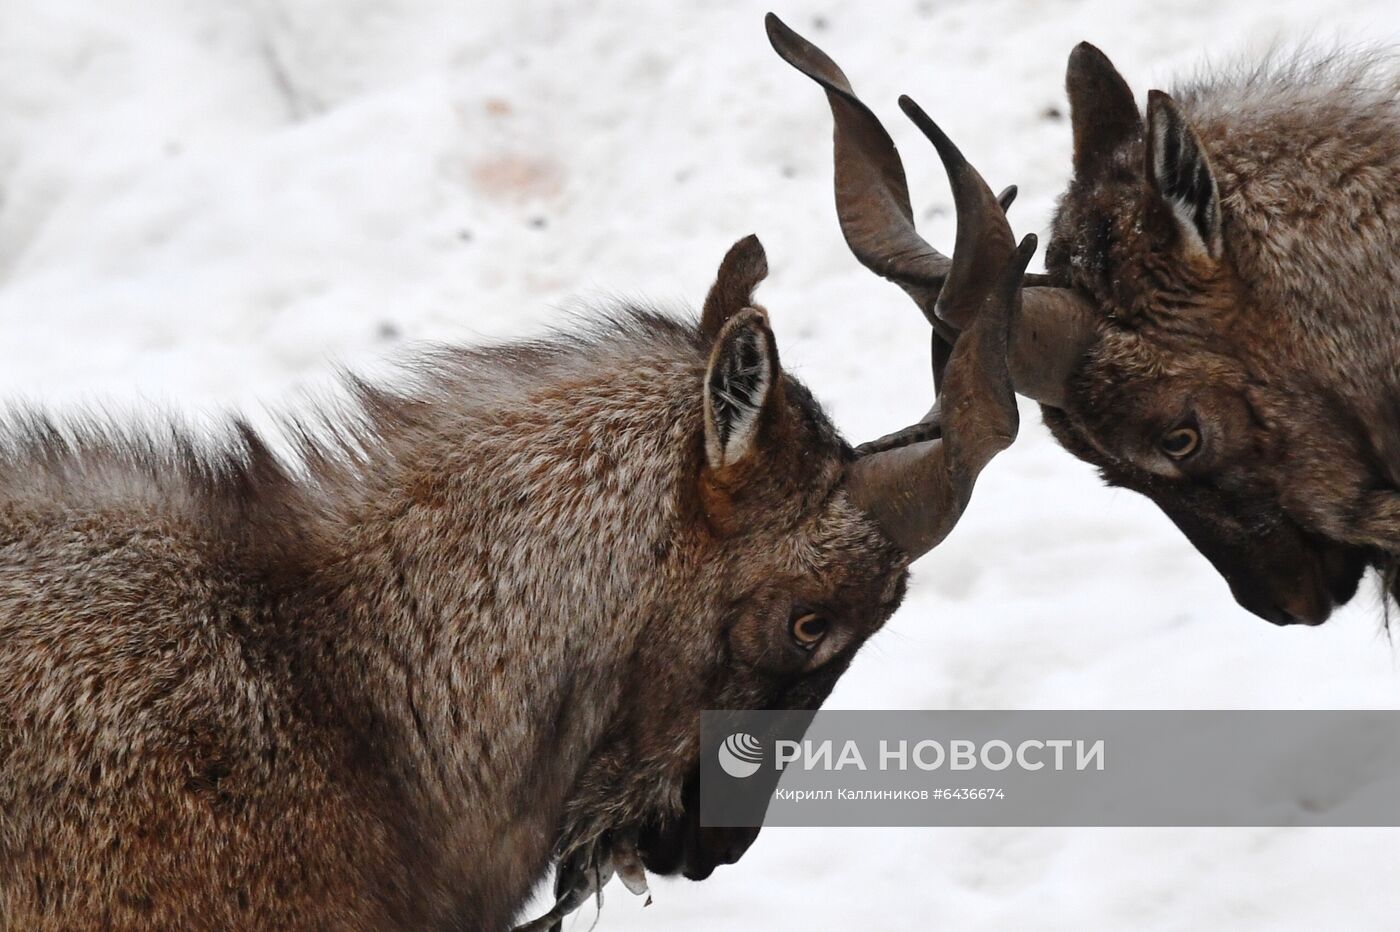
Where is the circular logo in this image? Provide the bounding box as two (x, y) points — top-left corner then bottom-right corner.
(717, 732), (763, 778)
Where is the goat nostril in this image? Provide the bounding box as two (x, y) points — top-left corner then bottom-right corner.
(1237, 582), (1333, 626)
(1266, 598), (1331, 627)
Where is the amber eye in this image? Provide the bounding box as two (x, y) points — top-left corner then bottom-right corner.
(1160, 424), (1201, 459)
(790, 612), (829, 649)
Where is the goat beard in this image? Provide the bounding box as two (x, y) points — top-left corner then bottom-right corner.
(510, 832), (651, 932)
(521, 747), (759, 930)
(516, 773), (760, 932)
(555, 742), (686, 866)
(1382, 560), (1400, 632)
(510, 751), (680, 931)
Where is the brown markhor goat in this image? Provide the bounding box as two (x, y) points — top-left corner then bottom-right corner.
(774, 13), (1400, 626)
(0, 209), (1033, 925)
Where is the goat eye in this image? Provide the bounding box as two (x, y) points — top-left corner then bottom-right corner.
(1160, 424), (1201, 459)
(790, 612), (829, 649)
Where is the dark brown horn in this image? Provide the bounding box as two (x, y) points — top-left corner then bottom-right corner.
(997, 185), (1018, 213)
(896, 96), (1017, 332)
(1012, 287), (1098, 409)
(845, 235), (1036, 559)
(770, 14), (1100, 554)
(897, 95), (1099, 408)
(765, 12), (956, 345)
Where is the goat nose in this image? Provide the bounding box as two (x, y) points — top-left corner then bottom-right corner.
(1266, 595), (1331, 627)
(1263, 606), (1306, 626)
(1232, 579), (1333, 626)
(1236, 595), (1305, 626)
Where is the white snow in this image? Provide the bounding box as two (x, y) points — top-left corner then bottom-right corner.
(3, 1), (1400, 929)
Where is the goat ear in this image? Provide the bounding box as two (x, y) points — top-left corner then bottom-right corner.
(1145, 90), (1222, 260)
(701, 235), (769, 340)
(703, 309), (780, 471)
(1066, 42), (1142, 179)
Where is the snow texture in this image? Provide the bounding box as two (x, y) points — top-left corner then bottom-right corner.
(2, 1), (1399, 929)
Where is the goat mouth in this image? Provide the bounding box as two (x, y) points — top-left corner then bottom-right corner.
(1258, 601), (1331, 627)
(637, 820), (759, 880)
(1240, 548), (1367, 627)
(1243, 581), (1340, 627)
(636, 769), (760, 880)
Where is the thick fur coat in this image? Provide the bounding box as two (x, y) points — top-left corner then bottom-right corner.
(0, 294), (908, 930)
(1041, 47), (1400, 624)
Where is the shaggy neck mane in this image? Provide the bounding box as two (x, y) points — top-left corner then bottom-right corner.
(0, 307), (705, 565)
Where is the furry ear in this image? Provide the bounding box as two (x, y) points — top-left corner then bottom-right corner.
(701, 235), (769, 340)
(1145, 90), (1222, 260)
(1066, 42), (1143, 179)
(703, 309), (779, 471)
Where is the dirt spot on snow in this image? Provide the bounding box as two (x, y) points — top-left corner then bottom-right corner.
(469, 155), (564, 202)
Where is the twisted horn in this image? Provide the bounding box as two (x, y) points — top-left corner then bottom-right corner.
(769, 13), (1099, 556)
(766, 12), (956, 345)
(844, 235), (1036, 558)
(899, 94), (1098, 408)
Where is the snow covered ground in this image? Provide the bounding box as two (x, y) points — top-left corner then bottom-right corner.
(3, 0), (1400, 928)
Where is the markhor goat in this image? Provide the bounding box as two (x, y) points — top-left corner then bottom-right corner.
(0, 220), (1030, 928)
(776, 12), (1400, 626)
